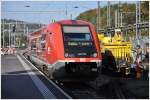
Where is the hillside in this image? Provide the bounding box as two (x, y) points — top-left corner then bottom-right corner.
(76, 1), (149, 29)
(1, 19), (45, 32)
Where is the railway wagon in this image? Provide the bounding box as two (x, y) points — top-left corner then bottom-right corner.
(27, 20), (101, 81)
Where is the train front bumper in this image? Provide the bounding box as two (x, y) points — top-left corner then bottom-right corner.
(47, 59), (101, 79)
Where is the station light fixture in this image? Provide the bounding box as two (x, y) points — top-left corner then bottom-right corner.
(74, 6), (79, 8)
(25, 5), (30, 7)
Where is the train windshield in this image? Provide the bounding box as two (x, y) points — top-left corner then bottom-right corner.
(62, 25), (97, 58)
(62, 26), (93, 41)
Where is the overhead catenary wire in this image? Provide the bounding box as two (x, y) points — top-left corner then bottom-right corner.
(2, 10), (65, 13)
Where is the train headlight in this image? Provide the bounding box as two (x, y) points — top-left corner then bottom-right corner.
(65, 53), (69, 57)
(93, 53), (97, 57)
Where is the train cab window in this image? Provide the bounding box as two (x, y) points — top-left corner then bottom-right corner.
(41, 32), (46, 48)
(62, 25), (97, 58)
(41, 33), (46, 41)
(62, 26), (93, 41)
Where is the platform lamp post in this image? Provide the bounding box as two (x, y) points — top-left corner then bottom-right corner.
(2, 19), (5, 48)
(70, 5), (92, 20)
(70, 6), (79, 20)
(25, 5), (30, 48)
(65, 3), (75, 20)
(65, 3), (68, 18)
(71, 5), (93, 20)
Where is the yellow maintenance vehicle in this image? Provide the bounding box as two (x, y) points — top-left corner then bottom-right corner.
(98, 29), (132, 75)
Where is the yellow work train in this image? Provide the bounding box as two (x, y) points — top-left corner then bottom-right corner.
(98, 29), (133, 75)
(98, 29), (132, 61)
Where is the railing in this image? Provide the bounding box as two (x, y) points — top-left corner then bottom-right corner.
(104, 44), (132, 61)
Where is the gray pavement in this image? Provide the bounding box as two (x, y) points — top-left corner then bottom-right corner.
(1, 54), (45, 99)
(1, 54), (69, 99)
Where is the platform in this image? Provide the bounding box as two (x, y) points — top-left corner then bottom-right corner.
(1, 54), (70, 99)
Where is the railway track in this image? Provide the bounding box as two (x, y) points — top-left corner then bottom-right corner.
(57, 82), (107, 99)
(23, 53), (127, 99)
(56, 79), (126, 99)
(21, 53), (72, 99)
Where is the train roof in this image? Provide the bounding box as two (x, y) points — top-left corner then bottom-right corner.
(30, 20), (93, 36)
(50, 20), (92, 25)
(30, 26), (46, 35)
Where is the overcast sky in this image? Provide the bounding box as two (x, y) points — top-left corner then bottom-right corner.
(1, 1), (136, 24)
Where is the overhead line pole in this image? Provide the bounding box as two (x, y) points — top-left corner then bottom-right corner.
(138, 1), (141, 38)
(120, 2), (123, 27)
(14, 21), (17, 47)
(118, 1), (120, 28)
(136, 2), (138, 39)
(9, 23), (11, 48)
(97, 1), (101, 33)
(26, 26), (29, 47)
(107, 1), (111, 28)
(24, 23), (26, 36)
(107, 2), (109, 27)
(108, 1), (111, 27)
(115, 10), (118, 28)
(99, 1), (101, 31)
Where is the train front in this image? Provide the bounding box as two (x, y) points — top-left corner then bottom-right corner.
(52, 21), (101, 81)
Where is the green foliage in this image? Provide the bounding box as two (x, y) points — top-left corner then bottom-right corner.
(76, 2), (149, 29)
(141, 1), (149, 21)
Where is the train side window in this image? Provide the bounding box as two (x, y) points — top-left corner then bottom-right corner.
(50, 32), (53, 40)
(41, 32), (46, 49)
(41, 32), (46, 40)
(31, 40), (36, 50)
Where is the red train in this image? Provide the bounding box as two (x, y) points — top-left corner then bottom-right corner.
(26, 20), (101, 81)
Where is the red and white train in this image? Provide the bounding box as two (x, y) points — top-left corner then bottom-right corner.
(26, 20), (101, 81)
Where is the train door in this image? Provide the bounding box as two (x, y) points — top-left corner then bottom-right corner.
(40, 31), (47, 62)
(46, 31), (54, 64)
(31, 38), (37, 56)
